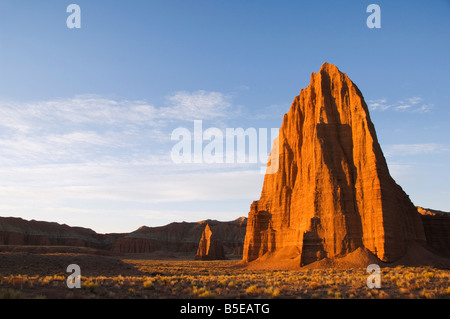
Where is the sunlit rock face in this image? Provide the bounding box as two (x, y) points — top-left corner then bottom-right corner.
(195, 224), (226, 260)
(243, 63), (426, 266)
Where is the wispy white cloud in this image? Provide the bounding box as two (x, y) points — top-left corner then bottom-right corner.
(160, 90), (232, 121)
(0, 131), (128, 164)
(0, 161), (262, 231)
(368, 96), (433, 113)
(367, 98), (390, 111)
(0, 92), (258, 231)
(0, 90), (233, 132)
(405, 97), (423, 105)
(395, 104), (413, 110)
(0, 91), (237, 165)
(384, 143), (450, 157)
(0, 95), (157, 134)
(0, 163), (262, 203)
(414, 104), (433, 113)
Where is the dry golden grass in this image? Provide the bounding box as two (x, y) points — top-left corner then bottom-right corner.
(0, 258), (448, 299)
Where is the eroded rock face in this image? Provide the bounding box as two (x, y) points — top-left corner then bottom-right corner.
(0, 216), (247, 257)
(417, 207), (450, 256)
(195, 224), (226, 260)
(243, 63), (427, 265)
(0, 217), (119, 249)
(112, 218), (247, 257)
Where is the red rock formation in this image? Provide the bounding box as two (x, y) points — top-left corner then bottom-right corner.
(417, 207), (449, 217)
(112, 218), (246, 257)
(195, 224), (226, 260)
(0, 217), (120, 249)
(0, 216), (247, 257)
(243, 63), (427, 266)
(417, 207), (450, 256)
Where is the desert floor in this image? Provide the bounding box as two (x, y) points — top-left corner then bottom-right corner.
(0, 250), (449, 299)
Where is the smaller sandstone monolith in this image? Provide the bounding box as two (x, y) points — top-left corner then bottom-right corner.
(195, 224), (226, 260)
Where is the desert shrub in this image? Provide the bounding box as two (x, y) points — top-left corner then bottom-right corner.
(39, 276), (53, 285)
(81, 281), (98, 292)
(399, 287), (410, 294)
(265, 286), (280, 297)
(112, 275), (124, 283)
(423, 272), (435, 279)
(198, 290), (216, 298)
(143, 279), (153, 289)
(193, 286), (216, 298)
(0, 289), (22, 299)
(421, 289), (435, 299)
(7, 275), (26, 288)
(245, 285), (258, 294)
(308, 282), (322, 290)
(218, 277), (228, 287)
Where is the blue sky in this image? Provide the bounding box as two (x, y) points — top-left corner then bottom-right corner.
(0, 0), (449, 233)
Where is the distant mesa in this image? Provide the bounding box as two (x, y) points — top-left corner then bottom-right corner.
(112, 217), (246, 258)
(0, 216), (121, 251)
(417, 206), (450, 217)
(417, 207), (450, 258)
(0, 216), (247, 259)
(195, 224), (226, 260)
(242, 62), (450, 269)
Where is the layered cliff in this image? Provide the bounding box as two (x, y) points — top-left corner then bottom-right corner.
(243, 63), (427, 266)
(0, 216), (120, 249)
(0, 216), (247, 258)
(417, 207), (450, 256)
(112, 218), (247, 257)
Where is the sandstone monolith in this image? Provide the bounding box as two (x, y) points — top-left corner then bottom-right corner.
(243, 63), (427, 266)
(195, 224), (226, 260)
